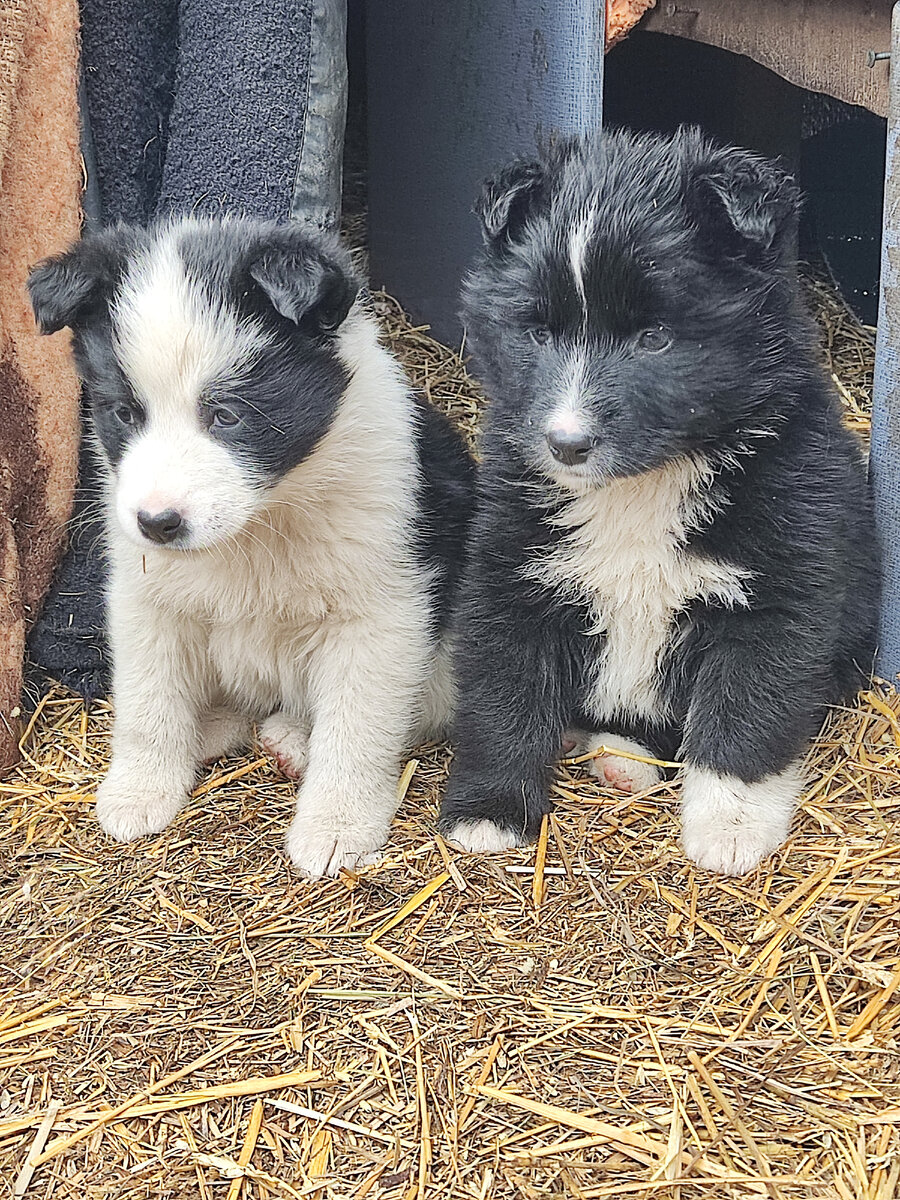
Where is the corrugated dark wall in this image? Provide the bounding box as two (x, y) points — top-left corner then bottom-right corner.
(364, 1), (604, 343)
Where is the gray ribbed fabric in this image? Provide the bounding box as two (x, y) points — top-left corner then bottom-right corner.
(157, 0), (314, 220)
(79, 0), (178, 224)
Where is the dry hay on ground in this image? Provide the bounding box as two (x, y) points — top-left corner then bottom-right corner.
(0, 276), (898, 1199)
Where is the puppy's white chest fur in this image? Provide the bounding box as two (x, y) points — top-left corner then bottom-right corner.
(531, 458), (749, 723)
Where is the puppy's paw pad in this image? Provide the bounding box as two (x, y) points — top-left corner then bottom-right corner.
(443, 819), (522, 855)
(585, 734), (661, 793)
(259, 713), (310, 780)
(285, 820), (386, 879)
(201, 710), (250, 763)
(561, 728), (590, 757)
(95, 779), (184, 843)
(591, 754), (661, 793)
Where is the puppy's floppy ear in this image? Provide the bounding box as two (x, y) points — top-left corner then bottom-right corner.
(475, 159), (545, 248)
(248, 238), (359, 333)
(28, 238), (123, 334)
(686, 137), (801, 258)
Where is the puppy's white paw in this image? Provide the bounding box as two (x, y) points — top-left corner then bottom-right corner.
(259, 712), (310, 780)
(585, 733), (662, 793)
(285, 814), (386, 879)
(201, 709), (251, 763)
(682, 823), (784, 877)
(443, 818), (522, 854)
(681, 763), (801, 876)
(95, 771), (185, 842)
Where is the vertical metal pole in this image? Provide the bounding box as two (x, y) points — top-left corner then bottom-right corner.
(366, 1), (605, 343)
(872, 3), (900, 679)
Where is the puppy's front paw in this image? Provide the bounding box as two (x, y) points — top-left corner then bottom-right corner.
(681, 764), (800, 876)
(95, 770), (186, 842)
(584, 733), (662, 794)
(442, 818), (522, 854)
(285, 813), (386, 879)
(682, 822), (784, 877)
(259, 712), (310, 780)
(439, 778), (545, 851)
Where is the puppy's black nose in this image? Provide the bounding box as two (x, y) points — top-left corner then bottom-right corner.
(547, 428), (593, 466)
(137, 508), (184, 544)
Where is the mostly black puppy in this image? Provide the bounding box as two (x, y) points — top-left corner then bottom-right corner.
(439, 127), (878, 876)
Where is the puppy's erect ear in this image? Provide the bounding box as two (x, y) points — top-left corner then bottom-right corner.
(475, 159), (546, 248)
(248, 238), (358, 333)
(28, 238), (124, 334)
(686, 138), (801, 259)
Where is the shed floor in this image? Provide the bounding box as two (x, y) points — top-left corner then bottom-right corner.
(0, 273), (897, 1199)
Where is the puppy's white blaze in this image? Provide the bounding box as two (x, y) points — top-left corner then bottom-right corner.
(446, 819), (521, 854)
(113, 227), (267, 414)
(529, 457), (750, 723)
(569, 206), (597, 309)
(681, 762), (803, 876)
(140, 490), (183, 517)
(547, 410), (585, 437)
(547, 353), (589, 437)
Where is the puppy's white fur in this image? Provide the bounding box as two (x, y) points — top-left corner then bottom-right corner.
(97, 242), (447, 877)
(530, 457), (750, 725)
(446, 818), (522, 855)
(681, 762), (802, 876)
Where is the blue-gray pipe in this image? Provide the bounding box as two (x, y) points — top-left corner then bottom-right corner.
(365, 1), (605, 343)
(872, 2), (900, 679)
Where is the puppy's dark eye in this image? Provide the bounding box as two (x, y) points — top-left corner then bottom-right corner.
(210, 407), (240, 429)
(529, 326), (552, 346)
(638, 326), (673, 353)
(201, 402), (241, 431)
(115, 405), (135, 425)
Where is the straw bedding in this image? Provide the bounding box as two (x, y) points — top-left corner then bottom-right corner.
(1, 275), (898, 1199)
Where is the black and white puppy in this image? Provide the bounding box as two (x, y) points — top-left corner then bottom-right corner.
(438, 128), (878, 876)
(29, 217), (474, 878)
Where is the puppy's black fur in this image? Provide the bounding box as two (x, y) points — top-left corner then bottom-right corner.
(439, 128), (878, 854)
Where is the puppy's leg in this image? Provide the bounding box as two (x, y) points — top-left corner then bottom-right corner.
(679, 614), (817, 875)
(259, 711), (311, 780)
(580, 732), (662, 793)
(96, 595), (206, 842)
(438, 596), (572, 854)
(285, 608), (426, 878)
(409, 635), (456, 745)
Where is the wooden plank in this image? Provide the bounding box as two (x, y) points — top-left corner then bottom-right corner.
(641, 0), (891, 116)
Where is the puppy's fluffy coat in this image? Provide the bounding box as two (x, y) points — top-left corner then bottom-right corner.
(439, 128), (878, 875)
(29, 218), (474, 877)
